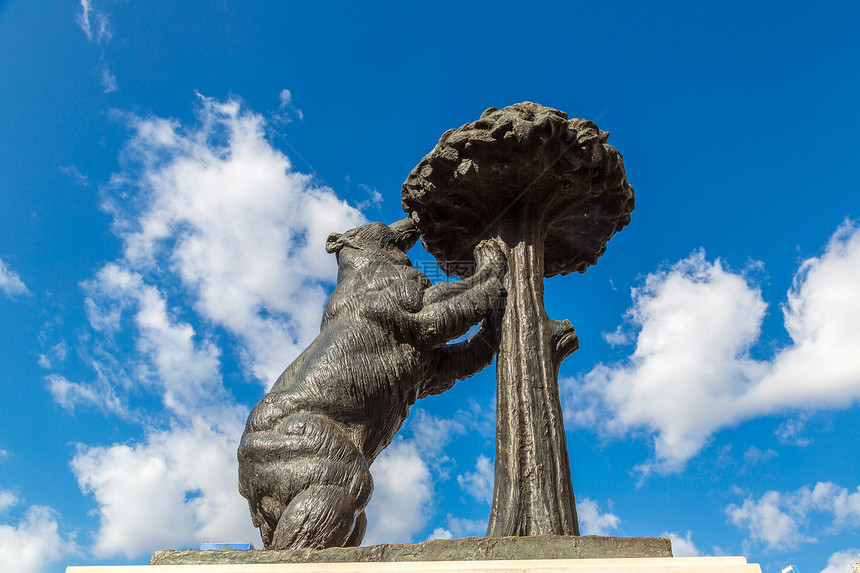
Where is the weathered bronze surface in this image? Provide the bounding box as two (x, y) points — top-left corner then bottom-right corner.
(238, 102), (635, 550)
(238, 218), (506, 549)
(151, 535), (671, 564)
(403, 103), (634, 537)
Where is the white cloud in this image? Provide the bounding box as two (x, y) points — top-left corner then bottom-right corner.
(0, 258), (28, 298)
(564, 250), (767, 472)
(77, 1), (116, 96)
(60, 165), (90, 187)
(47, 374), (124, 416)
(405, 409), (466, 462)
(38, 341), (68, 369)
(101, 66), (118, 93)
(742, 446), (777, 467)
(275, 89), (303, 123)
(602, 325), (630, 346)
(363, 408), (479, 545)
(820, 548), (860, 573)
(457, 455), (493, 505)
(69, 243), (256, 559)
(363, 441), (432, 545)
(741, 222), (860, 413)
(425, 516), (485, 542)
(76, 0), (93, 40)
(426, 527), (453, 541)
(463, 399), (496, 439)
(95, 10), (111, 43)
(77, 0), (110, 44)
(71, 417), (258, 558)
(60, 94), (365, 561)
(726, 491), (811, 551)
(0, 493), (77, 573)
(354, 184), (383, 211)
(775, 416), (812, 447)
(564, 222), (860, 472)
(576, 497), (620, 536)
(444, 516), (485, 537)
(726, 481), (860, 552)
(800, 482), (860, 532)
(103, 94), (364, 384)
(278, 89), (293, 108)
(81, 264), (227, 418)
(663, 530), (702, 557)
(0, 491), (17, 514)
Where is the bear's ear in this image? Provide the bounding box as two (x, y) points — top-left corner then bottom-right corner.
(325, 232), (345, 253)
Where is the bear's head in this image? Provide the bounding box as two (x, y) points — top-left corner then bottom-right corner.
(325, 218), (420, 269)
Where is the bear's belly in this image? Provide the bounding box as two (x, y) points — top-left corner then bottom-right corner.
(247, 345), (422, 429)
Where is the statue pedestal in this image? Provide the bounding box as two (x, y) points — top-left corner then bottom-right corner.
(63, 536), (761, 573)
(67, 556), (761, 572)
(150, 536), (672, 565)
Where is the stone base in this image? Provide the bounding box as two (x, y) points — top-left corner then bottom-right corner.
(150, 536), (672, 565)
(67, 556), (762, 572)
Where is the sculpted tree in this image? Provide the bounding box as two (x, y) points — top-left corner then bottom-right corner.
(402, 102), (634, 537)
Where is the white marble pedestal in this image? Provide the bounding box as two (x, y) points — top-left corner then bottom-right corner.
(67, 556), (761, 572)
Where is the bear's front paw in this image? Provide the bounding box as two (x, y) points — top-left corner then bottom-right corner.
(474, 239), (506, 276)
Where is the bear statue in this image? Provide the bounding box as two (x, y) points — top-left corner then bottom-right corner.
(238, 217), (506, 550)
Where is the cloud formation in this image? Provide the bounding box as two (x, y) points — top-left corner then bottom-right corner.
(726, 482), (860, 552)
(76, 0), (110, 44)
(72, 419), (256, 558)
(820, 548), (860, 573)
(726, 490), (813, 551)
(275, 89), (303, 123)
(101, 66), (118, 93)
(47, 373), (124, 416)
(576, 497), (620, 536)
(75, 0), (93, 40)
(0, 258), (28, 298)
(57, 95), (366, 559)
(104, 94), (364, 383)
(365, 412), (459, 544)
(457, 455), (493, 505)
(76, 1), (117, 93)
(83, 264), (227, 417)
(425, 515), (486, 541)
(0, 492), (77, 573)
(364, 407), (482, 545)
(662, 531), (703, 557)
(363, 440), (432, 545)
(564, 222), (860, 472)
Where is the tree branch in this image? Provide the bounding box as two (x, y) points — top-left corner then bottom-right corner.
(550, 318), (579, 371)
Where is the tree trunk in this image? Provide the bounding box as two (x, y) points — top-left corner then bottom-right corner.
(486, 216), (580, 537)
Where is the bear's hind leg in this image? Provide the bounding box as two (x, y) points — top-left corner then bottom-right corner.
(271, 485), (362, 550)
(344, 510), (366, 547)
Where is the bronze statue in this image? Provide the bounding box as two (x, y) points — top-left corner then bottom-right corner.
(238, 102), (634, 549)
(238, 218), (506, 549)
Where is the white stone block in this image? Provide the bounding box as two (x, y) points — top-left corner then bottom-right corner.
(67, 556), (761, 573)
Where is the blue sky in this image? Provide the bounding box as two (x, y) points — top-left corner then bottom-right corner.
(1, 1), (859, 572)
